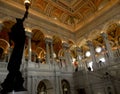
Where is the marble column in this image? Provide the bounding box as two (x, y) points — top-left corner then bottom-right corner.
(33, 53), (36, 62)
(76, 47), (83, 70)
(87, 40), (98, 69)
(28, 36), (32, 62)
(45, 38), (51, 64)
(50, 40), (54, 63)
(101, 32), (114, 59)
(59, 57), (65, 68)
(26, 31), (32, 63)
(62, 43), (69, 65)
(62, 43), (72, 67)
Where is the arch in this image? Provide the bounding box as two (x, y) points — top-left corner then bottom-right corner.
(31, 29), (46, 50)
(61, 79), (71, 94)
(53, 35), (62, 58)
(69, 46), (77, 59)
(0, 39), (10, 48)
(58, 49), (64, 57)
(88, 29), (101, 40)
(68, 40), (75, 48)
(0, 20), (15, 47)
(31, 26), (40, 30)
(37, 79), (54, 94)
(1, 16), (15, 24)
(104, 23), (120, 47)
(77, 38), (87, 47)
(24, 47), (46, 63)
(36, 47), (46, 58)
(2, 20), (15, 32)
(0, 39), (10, 53)
(25, 28), (46, 62)
(35, 47), (46, 63)
(102, 19), (119, 32)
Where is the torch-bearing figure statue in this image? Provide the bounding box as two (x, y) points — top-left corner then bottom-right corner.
(0, 1), (30, 93)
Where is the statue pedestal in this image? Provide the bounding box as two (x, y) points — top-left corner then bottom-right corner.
(8, 91), (28, 94)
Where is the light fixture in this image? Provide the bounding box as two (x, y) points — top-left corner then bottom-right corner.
(85, 51), (91, 57)
(53, 53), (56, 58)
(88, 61), (93, 71)
(72, 58), (76, 64)
(99, 57), (105, 62)
(22, 0), (31, 21)
(24, 0), (31, 10)
(95, 46), (102, 53)
(54, 17), (57, 20)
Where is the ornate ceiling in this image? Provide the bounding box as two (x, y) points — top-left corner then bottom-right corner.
(12, 0), (116, 32)
(32, 0), (113, 31)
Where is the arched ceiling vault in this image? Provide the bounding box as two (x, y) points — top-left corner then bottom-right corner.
(31, 0), (118, 31)
(2, 0), (118, 32)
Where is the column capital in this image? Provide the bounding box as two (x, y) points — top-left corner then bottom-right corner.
(101, 32), (108, 39)
(25, 31), (32, 38)
(87, 40), (93, 47)
(62, 42), (69, 49)
(45, 37), (53, 43)
(75, 47), (81, 52)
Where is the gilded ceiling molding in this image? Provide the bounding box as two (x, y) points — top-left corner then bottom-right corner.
(44, 3), (54, 17)
(89, 0), (97, 12)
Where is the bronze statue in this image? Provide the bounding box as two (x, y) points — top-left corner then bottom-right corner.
(0, 11), (28, 94)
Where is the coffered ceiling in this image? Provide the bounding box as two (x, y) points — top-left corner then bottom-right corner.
(31, 0), (111, 32)
(11, 0), (116, 32)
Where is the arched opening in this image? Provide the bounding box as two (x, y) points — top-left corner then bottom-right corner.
(53, 35), (62, 59)
(37, 81), (47, 94)
(37, 79), (53, 94)
(61, 79), (71, 94)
